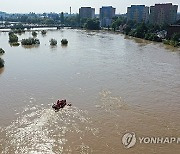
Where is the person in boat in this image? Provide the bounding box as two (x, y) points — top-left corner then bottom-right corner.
(52, 99), (71, 110)
(57, 99), (66, 108)
(57, 100), (60, 105)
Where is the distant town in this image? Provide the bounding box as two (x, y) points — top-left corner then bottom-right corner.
(0, 3), (180, 47)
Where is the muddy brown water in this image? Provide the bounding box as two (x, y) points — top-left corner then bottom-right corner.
(0, 29), (180, 154)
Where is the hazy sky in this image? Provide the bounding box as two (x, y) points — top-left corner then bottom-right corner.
(0, 0), (179, 14)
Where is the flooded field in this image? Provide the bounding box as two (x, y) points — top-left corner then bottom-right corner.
(0, 29), (180, 153)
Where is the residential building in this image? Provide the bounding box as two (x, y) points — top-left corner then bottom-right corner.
(127, 5), (149, 23)
(177, 12), (180, 21)
(149, 3), (178, 25)
(79, 7), (95, 19)
(100, 6), (116, 27)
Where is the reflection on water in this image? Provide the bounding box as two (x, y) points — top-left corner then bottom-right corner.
(0, 58), (5, 69)
(0, 104), (98, 154)
(49, 45), (57, 49)
(9, 43), (20, 47)
(21, 44), (40, 49)
(61, 44), (68, 48)
(42, 34), (47, 37)
(0, 29), (180, 153)
(0, 67), (4, 75)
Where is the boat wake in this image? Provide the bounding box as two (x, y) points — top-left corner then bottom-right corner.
(0, 104), (99, 154)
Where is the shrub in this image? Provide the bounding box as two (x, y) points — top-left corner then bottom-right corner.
(129, 30), (136, 37)
(169, 40), (179, 47)
(171, 33), (180, 42)
(41, 30), (47, 35)
(9, 33), (18, 43)
(50, 39), (57, 46)
(124, 26), (131, 35)
(163, 39), (169, 45)
(0, 48), (5, 54)
(61, 39), (68, 45)
(85, 19), (100, 30)
(8, 31), (14, 36)
(163, 40), (179, 47)
(32, 31), (37, 37)
(21, 38), (40, 45)
(144, 33), (162, 42)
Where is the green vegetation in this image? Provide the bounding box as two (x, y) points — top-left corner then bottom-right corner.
(0, 48), (5, 55)
(10, 42), (20, 46)
(32, 31), (37, 37)
(21, 38), (40, 45)
(6, 15), (56, 25)
(80, 18), (100, 30)
(3, 13), (77, 27)
(64, 14), (80, 27)
(11, 28), (25, 34)
(171, 33), (180, 42)
(111, 16), (127, 31)
(2, 12), (179, 47)
(61, 39), (68, 45)
(163, 33), (180, 47)
(3, 12), (94, 29)
(129, 23), (148, 38)
(0, 58), (4, 68)
(8, 31), (14, 36)
(9, 33), (18, 43)
(84, 19), (100, 30)
(41, 30), (47, 35)
(144, 33), (162, 42)
(110, 17), (174, 45)
(50, 39), (57, 46)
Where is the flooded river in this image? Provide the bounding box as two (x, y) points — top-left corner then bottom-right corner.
(0, 29), (180, 153)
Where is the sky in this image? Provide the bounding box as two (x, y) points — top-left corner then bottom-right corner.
(0, 0), (179, 14)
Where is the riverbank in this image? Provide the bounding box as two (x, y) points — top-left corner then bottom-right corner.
(1, 26), (179, 50)
(100, 27), (180, 48)
(109, 18), (180, 48)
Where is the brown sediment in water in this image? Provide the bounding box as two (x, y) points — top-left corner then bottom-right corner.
(0, 29), (179, 154)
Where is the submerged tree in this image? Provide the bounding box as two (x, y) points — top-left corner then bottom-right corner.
(41, 30), (47, 35)
(50, 39), (57, 46)
(9, 33), (18, 43)
(21, 38), (40, 45)
(0, 48), (5, 55)
(61, 39), (68, 45)
(32, 31), (37, 37)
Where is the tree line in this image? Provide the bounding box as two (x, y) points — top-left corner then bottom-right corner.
(1, 12), (180, 47)
(111, 17), (180, 47)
